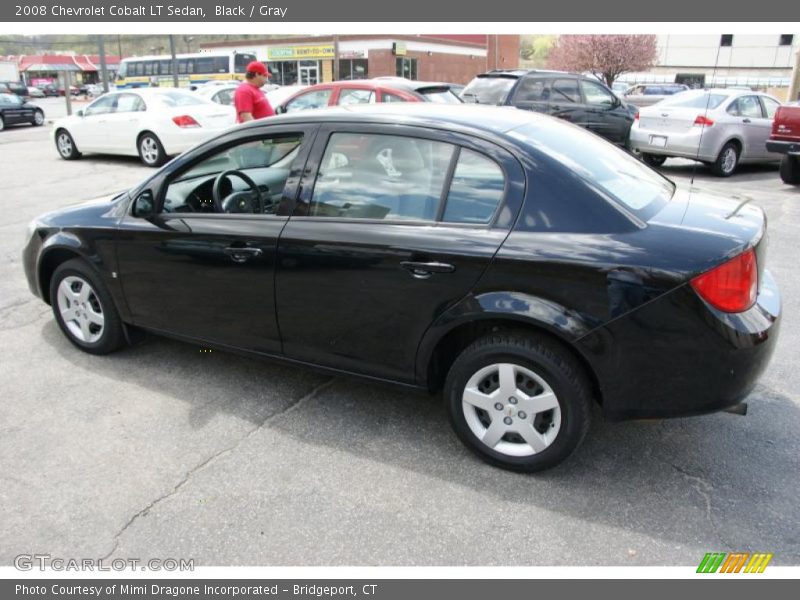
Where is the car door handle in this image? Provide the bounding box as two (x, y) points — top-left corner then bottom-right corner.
(742, 118), (751, 123)
(224, 246), (263, 263)
(400, 261), (455, 279)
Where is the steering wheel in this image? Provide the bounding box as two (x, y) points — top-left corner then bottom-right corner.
(212, 169), (264, 214)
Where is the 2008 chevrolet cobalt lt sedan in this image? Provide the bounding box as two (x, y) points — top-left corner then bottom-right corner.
(23, 104), (781, 472)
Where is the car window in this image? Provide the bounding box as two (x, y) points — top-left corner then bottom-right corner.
(382, 91), (407, 103)
(418, 88), (462, 104)
(337, 88), (375, 105)
(551, 79), (580, 103)
(114, 94), (145, 113)
(761, 96), (780, 119)
(162, 133), (305, 215)
(213, 89), (234, 105)
(727, 96), (763, 118)
(285, 89), (332, 112)
(84, 94), (116, 116)
(581, 80), (615, 107)
(513, 78), (549, 102)
(309, 133), (455, 221)
(442, 149), (505, 224)
(461, 76), (516, 105)
(153, 91), (206, 107)
(0, 93), (21, 105)
(659, 92), (728, 109)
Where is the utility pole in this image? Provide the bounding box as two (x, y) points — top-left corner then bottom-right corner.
(63, 71), (72, 115)
(789, 43), (800, 102)
(98, 35), (109, 93)
(169, 35), (179, 88)
(333, 34), (339, 81)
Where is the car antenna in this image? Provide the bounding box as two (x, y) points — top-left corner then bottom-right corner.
(689, 43), (723, 190)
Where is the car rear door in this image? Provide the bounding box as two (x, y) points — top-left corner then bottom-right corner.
(727, 95), (771, 159)
(508, 75), (550, 115)
(99, 93), (145, 154)
(274, 123), (525, 383)
(547, 77), (586, 127)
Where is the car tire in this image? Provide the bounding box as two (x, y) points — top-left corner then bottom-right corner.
(779, 155), (800, 185)
(642, 153), (667, 167)
(0, 115), (5, 132)
(32, 110), (45, 126)
(711, 142), (740, 177)
(55, 129), (81, 160)
(444, 332), (592, 472)
(49, 259), (125, 355)
(138, 132), (167, 167)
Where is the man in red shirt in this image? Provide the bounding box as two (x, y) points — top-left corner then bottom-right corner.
(234, 61), (275, 123)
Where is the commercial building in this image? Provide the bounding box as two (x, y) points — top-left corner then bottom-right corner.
(2, 53), (121, 87)
(618, 34), (799, 99)
(200, 35), (519, 85)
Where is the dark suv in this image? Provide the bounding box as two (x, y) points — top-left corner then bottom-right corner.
(462, 70), (636, 147)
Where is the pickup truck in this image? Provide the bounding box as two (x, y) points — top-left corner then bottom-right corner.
(766, 103), (800, 184)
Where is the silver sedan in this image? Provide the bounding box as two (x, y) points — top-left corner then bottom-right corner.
(629, 88), (783, 176)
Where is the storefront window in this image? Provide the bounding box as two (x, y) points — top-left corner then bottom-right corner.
(268, 62), (300, 86)
(395, 58), (417, 80)
(339, 59), (368, 80)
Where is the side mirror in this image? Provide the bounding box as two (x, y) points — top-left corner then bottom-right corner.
(275, 105), (286, 115)
(132, 190), (155, 218)
(75, 109), (84, 117)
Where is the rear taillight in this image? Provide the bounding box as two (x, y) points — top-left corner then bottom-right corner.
(634, 111), (639, 120)
(693, 115), (715, 127)
(690, 248), (757, 313)
(172, 115), (200, 128)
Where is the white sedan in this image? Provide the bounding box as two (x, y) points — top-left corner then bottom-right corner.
(52, 88), (235, 167)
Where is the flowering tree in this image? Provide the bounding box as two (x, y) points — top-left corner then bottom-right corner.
(547, 35), (658, 87)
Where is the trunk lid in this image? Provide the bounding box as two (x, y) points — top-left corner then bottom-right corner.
(638, 106), (701, 133)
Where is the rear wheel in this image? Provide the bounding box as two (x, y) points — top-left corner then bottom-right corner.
(779, 155), (800, 185)
(0, 116), (5, 132)
(444, 333), (592, 472)
(55, 129), (81, 159)
(711, 142), (739, 177)
(138, 132), (167, 167)
(50, 259), (125, 355)
(642, 153), (667, 167)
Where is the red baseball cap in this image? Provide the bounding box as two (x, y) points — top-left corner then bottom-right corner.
(246, 61), (270, 76)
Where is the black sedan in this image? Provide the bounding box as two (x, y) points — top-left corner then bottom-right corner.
(0, 93), (45, 131)
(22, 104), (781, 472)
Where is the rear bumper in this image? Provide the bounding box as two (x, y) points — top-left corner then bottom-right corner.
(630, 124), (719, 162)
(577, 269), (781, 420)
(766, 139), (800, 156)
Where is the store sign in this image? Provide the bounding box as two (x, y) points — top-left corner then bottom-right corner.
(393, 42), (407, 56)
(267, 45), (335, 60)
(339, 50), (366, 59)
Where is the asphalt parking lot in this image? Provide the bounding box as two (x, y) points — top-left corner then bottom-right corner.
(1, 112), (799, 567)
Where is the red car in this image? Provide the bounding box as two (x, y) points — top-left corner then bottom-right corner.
(278, 79), (462, 113)
(766, 103), (800, 185)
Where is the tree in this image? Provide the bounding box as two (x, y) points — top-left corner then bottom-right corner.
(547, 35), (658, 87)
(519, 35), (556, 68)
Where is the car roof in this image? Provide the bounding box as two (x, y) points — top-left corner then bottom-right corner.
(291, 79), (456, 93)
(237, 102), (549, 138)
(478, 69), (570, 79)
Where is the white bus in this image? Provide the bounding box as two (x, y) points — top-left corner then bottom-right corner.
(116, 51), (257, 89)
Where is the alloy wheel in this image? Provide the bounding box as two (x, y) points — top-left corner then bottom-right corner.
(721, 147), (737, 174)
(140, 137), (160, 165)
(57, 133), (73, 157)
(34, 111), (44, 126)
(461, 362), (562, 457)
(56, 276), (105, 343)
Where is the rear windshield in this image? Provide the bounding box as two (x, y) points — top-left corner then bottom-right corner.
(418, 87), (462, 104)
(461, 76), (516, 105)
(658, 92), (728, 109)
(153, 91), (207, 107)
(510, 122), (674, 221)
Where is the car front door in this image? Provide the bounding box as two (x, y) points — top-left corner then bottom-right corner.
(114, 125), (317, 354)
(71, 94), (116, 151)
(0, 94), (26, 124)
(580, 78), (629, 145)
(274, 124), (525, 383)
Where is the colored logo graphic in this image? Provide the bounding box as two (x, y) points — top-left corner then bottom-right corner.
(697, 552), (773, 573)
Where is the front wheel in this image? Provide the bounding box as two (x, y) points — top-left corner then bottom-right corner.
(32, 110), (45, 126)
(444, 333), (592, 472)
(642, 153), (667, 167)
(55, 129), (81, 159)
(50, 259), (125, 355)
(138, 132), (167, 167)
(779, 154), (800, 185)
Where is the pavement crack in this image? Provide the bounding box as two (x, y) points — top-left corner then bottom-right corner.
(101, 377), (335, 560)
(671, 463), (733, 549)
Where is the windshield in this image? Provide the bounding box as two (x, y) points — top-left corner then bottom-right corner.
(658, 92), (728, 109)
(153, 91), (207, 107)
(510, 122), (674, 220)
(461, 76), (516, 105)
